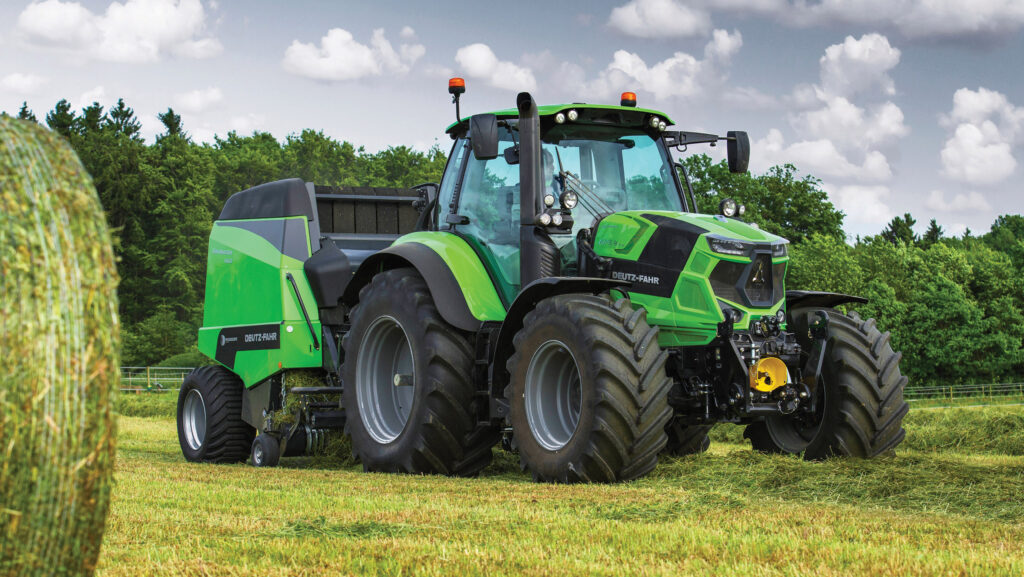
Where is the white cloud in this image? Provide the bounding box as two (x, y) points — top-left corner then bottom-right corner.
(939, 87), (1023, 186)
(669, 0), (1024, 40)
(17, 0), (222, 63)
(454, 43), (536, 92)
(940, 122), (1017, 185)
(399, 26), (416, 40)
(925, 190), (993, 213)
(607, 0), (711, 38)
(750, 34), (907, 198)
(76, 85), (106, 109)
(1, 72), (46, 94)
(283, 27), (424, 81)
(831, 184), (895, 226)
(584, 29), (741, 100)
(229, 113), (265, 134)
(173, 86), (223, 113)
(819, 33), (900, 99)
(753, 129), (892, 182)
(791, 96), (908, 150)
(947, 222), (969, 237)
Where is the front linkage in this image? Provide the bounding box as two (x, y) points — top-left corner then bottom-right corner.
(667, 310), (830, 428)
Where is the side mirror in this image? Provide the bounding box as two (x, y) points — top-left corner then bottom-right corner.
(469, 114), (499, 160)
(727, 131), (749, 173)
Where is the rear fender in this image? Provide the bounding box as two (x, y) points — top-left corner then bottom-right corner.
(343, 232), (506, 332)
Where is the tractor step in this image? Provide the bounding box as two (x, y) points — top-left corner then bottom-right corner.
(309, 410), (346, 429)
(289, 386), (343, 395)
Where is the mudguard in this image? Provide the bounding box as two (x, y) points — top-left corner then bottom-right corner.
(489, 277), (629, 402)
(785, 290), (867, 311)
(343, 231), (506, 332)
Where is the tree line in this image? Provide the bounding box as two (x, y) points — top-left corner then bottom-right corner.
(7, 99), (1023, 387)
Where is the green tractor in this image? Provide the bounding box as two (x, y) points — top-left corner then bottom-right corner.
(176, 81), (909, 482)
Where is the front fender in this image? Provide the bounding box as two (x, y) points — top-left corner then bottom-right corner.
(786, 290), (867, 311)
(489, 277), (629, 405)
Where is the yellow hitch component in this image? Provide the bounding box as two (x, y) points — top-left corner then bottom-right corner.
(749, 357), (789, 392)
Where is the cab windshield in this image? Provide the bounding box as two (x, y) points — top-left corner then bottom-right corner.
(542, 124), (684, 228)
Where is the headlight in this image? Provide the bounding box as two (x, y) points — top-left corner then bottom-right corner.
(709, 237), (753, 256)
(776, 308), (786, 323)
(544, 193), (555, 207)
(560, 191), (578, 209)
(719, 198), (738, 217)
(537, 213), (552, 226)
(555, 112), (565, 124)
(772, 242), (788, 257)
(567, 109), (579, 121)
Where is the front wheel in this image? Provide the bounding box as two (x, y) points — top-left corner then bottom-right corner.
(744, 308), (909, 459)
(506, 294), (672, 483)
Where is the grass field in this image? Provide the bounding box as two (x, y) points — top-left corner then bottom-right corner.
(99, 394), (1024, 576)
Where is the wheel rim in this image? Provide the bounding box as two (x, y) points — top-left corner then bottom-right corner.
(356, 315), (415, 444)
(182, 388), (206, 451)
(524, 340), (583, 451)
(253, 442), (264, 465)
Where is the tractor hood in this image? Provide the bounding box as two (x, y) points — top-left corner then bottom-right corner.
(591, 210), (790, 346)
(642, 211), (785, 244)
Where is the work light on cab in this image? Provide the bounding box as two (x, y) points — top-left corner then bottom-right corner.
(560, 190), (578, 209)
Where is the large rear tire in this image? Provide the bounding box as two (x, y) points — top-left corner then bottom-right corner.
(342, 268), (498, 476)
(744, 308), (909, 459)
(506, 294), (672, 483)
(176, 365), (255, 463)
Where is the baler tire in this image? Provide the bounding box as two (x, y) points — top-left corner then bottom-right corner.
(663, 420), (713, 456)
(744, 308), (909, 459)
(342, 268), (498, 476)
(250, 434), (281, 467)
(506, 294), (672, 483)
(176, 365), (255, 464)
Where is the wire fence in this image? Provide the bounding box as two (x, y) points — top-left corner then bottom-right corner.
(119, 367), (195, 393)
(118, 367), (1024, 407)
(904, 382), (1024, 402)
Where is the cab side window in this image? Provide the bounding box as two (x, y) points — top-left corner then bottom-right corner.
(455, 132), (521, 299)
(436, 139), (469, 229)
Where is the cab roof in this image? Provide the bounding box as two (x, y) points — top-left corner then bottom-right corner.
(445, 103), (675, 135)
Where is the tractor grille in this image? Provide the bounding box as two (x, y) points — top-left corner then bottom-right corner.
(709, 254), (785, 308)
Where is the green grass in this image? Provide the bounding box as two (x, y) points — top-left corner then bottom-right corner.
(99, 405), (1024, 576)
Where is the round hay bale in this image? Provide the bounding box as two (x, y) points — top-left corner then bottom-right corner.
(0, 117), (119, 576)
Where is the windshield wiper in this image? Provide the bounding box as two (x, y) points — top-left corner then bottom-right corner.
(553, 148), (615, 218)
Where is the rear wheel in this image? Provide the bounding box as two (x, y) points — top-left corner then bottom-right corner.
(176, 366), (254, 463)
(506, 294), (672, 483)
(744, 308), (909, 459)
(342, 268), (498, 476)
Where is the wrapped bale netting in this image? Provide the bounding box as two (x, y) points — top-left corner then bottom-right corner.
(0, 117), (119, 576)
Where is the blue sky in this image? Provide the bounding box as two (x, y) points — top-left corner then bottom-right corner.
(2, 0), (1023, 239)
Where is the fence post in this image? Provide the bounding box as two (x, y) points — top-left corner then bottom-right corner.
(146, 367), (150, 391)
